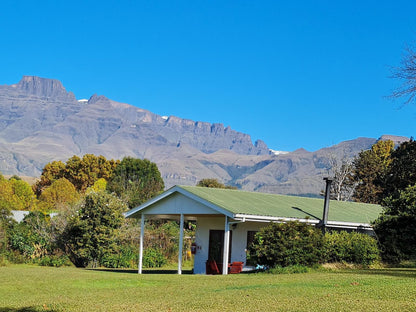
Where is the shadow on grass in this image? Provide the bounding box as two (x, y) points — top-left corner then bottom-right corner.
(0, 308), (60, 312)
(340, 267), (416, 279)
(88, 268), (194, 274)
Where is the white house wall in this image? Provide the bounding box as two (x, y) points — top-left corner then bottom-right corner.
(194, 217), (267, 274)
(141, 192), (222, 215)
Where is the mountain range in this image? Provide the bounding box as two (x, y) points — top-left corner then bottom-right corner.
(0, 76), (409, 196)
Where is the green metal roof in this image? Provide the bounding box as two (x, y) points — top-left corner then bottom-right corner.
(179, 186), (382, 224)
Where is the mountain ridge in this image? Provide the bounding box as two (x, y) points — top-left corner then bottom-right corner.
(0, 76), (409, 196)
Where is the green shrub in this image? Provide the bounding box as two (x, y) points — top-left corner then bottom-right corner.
(142, 247), (167, 268)
(38, 255), (72, 267)
(324, 231), (380, 265)
(267, 264), (310, 274)
(248, 221), (325, 267)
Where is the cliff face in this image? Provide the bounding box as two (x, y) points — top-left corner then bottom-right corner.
(0, 76), (269, 172)
(0, 76), (405, 196)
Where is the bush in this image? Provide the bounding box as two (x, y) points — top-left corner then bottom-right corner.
(142, 247), (167, 268)
(267, 264), (310, 274)
(324, 231), (380, 265)
(248, 221), (325, 267)
(38, 255), (72, 267)
(101, 246), (138, 268)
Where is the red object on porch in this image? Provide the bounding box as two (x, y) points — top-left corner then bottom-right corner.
(229, 261), (244, 274)
(206, 260), (220, 274)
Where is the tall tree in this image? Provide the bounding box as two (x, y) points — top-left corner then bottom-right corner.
(384, 139), (416, 199)
(352, 140), (394, 204)
(107, 157), (164, 208)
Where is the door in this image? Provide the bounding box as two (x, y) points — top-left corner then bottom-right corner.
(208, 230), (232, 265)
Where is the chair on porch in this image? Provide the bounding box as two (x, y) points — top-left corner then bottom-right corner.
(206, 259), (220, 274)
(229, 261), (244, 274)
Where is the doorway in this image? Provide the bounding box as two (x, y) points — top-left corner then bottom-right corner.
(208, 230), (232, 266)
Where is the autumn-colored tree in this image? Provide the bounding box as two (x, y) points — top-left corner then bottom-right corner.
(352, 140), (394, 204)
(39, 178), (79, 212)
(9, 178), (37, 211)
(85, 178), (107, 194)
(107, 157), (164, 208)
(34, 154), (119, 195)
(0, 175), (38, 211)
(64, 154), (118, 192)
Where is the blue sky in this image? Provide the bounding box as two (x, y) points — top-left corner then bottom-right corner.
(1, 0), (415, 152)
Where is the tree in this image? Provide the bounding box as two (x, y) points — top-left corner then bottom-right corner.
(60, 191), (127, 267)
(9, 178), (38, 211)
(107, 157), (164, 208)
(65, 154), (118, 192)
(390, 46), (416, 105)
(0, 176), (38, 211)
(324, 155), (355, 201)
(39, 178), (79, 212)
(33, 161), (66, 196)
(384, 139), (416, 199)
(352, 140), (394, 204)
(373, 185), (416, 263)
(196, 178), (237, 189)
(85, 178), (107, 194)
(34, 155), (119, 195)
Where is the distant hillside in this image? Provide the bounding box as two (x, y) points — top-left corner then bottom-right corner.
(0, 76), (408, 196)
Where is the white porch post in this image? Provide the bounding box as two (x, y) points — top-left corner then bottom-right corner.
(138, 213), (145, 274)
(222, 216), (230, 275)
(178, 213), (184, 275)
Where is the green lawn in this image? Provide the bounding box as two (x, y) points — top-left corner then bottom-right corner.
(0, 265), (415, 312)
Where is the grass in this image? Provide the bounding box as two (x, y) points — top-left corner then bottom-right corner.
(0, 265), (415, 311)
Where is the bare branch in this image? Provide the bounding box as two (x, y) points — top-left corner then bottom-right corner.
(390, 46), (416, 105)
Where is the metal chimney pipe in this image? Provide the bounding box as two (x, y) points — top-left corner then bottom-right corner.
(322, 177), (333, 229)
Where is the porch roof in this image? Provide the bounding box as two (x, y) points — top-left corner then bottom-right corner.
(125, 185), (382, 226)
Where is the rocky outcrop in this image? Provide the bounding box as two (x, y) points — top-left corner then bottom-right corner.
(0, 76), (409, 197)
(10, 76), (76, 101)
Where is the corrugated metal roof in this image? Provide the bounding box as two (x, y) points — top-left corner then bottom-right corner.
(179, 186), (382, 224)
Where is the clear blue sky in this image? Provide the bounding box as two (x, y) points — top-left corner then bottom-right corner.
(1, 0), (415, 152)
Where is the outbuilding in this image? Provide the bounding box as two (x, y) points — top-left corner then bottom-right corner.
(125, 185), (382, 275)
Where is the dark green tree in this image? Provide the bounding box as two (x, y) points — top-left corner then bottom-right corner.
(373, 185), (416, 263)
(383, 139), (416, 199)
(248, 221), (325, 267)
(60, 191), (127, 267)
(107, 157), (164, 208)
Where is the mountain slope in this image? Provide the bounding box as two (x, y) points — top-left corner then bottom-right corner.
(0, 76), (404, 196)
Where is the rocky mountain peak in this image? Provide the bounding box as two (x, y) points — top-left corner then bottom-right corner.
(11, 76), (75, 101)
(378, 134), (410, 146)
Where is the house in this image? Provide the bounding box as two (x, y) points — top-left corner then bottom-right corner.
(125, 185), (382, 275)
